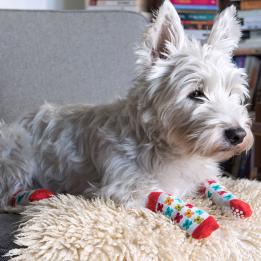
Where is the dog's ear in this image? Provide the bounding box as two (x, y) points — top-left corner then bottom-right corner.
(208, 5), (241, 55)
(138, 0), (185, 65)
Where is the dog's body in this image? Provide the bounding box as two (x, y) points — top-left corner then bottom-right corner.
(0, 1), (254, 211)
(0, 100), (218, 209)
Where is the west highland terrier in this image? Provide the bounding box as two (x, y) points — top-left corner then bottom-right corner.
(0, 0), (254, 239)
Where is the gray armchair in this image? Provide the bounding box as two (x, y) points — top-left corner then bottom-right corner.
(0, 9), (147, 258)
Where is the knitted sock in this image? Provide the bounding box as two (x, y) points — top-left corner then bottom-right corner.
(10, 189), (54, 207)
(199, 180), (252, 219)
(146, 192), (219, 239)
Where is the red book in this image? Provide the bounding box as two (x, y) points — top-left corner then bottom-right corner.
(182, 20), (214, 25)
(171, 0), (217, 5)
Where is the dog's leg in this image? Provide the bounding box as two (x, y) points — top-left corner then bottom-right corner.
(146, 191), (219, 239)
(96, 151), (219, 239)
(199, 179), (252, 218)
(0, 122), (53, 211)
(10, 189), (54, 207)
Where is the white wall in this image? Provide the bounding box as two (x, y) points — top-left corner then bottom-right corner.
(0, 0), (85, 10)
(48, 0), (85, 9)
(0, 0), (48, 9)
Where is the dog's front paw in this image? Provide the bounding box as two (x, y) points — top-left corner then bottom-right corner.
(229, 199), (252, 219)
(11, 189), (54, 207)
(28, 189), (54, 202)
(147, 192), (220, 239)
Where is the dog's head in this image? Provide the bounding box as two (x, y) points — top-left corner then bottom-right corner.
(134, 0), (253, 161)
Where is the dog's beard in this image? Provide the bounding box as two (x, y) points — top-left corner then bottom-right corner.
(168, 125), (254, 161)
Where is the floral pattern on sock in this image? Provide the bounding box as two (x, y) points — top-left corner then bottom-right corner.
(155, 193), (210, 235)
(164, 207), (174, 218)
(203, 180), (252, 218)
(164, 197), (174, 205)
(185, 209), (194, 218)
(194, 216), (204, 224)
(205, 180), (236, 203)
(174, 213), (183, 223)
(182, 219), (193, 230)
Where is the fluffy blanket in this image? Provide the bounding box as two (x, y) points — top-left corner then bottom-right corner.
(7, 178), (261, 261)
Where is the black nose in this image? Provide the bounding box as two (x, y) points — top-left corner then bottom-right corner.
(224, 128), (246, 145)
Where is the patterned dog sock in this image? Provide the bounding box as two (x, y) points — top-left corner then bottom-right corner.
(146, 192), (219, 239)
(199, 180), (252, 219)
(10, 189), (54, 207)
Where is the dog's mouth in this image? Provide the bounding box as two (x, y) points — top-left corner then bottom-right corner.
(218, 140), (246, 154)
(212, 134), (253, 160)
(221, 148), (232, 152)
(220, 144), (243, 152)
(208, 147), (240, 161)
(199, 134), (253, 161)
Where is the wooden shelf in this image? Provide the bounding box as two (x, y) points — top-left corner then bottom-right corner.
(234, 48), (261, 56)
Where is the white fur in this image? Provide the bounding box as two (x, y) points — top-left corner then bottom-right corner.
(0, 1), (254, 211)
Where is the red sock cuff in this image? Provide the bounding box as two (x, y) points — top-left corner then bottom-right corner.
(146, 192), (162, 212)
(192, 216), (219, 239)
(29, 189), (54, 202)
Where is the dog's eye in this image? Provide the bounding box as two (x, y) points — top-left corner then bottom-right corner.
(189, 90), (206, 101)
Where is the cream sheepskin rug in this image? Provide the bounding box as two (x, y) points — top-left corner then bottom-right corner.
(7, 178), (261, 261)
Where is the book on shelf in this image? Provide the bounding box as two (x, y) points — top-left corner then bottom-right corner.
(178, 12), (216, 20)
(169, 0), (218, 41)
(254, 104), (261, 180)
(171, 0), (217, 4)
(86, 0), (139, 11)
(233, 56), (261, 109)
(183, 20), (213, 29)
(97, 0), (136, 6)
(239, 151), (252, 178)
(232, 2), (261, 55)
(238, 9), (261, 30)
(221, 150), (252, 179)
(252, 70), (261, 110)
(242, 30), (261, 41)
(236, 29), (261, 55)
(238, 9), (261, 19)
(172, 4), (218, 10)
(247, 57), (261, 108)
(88, 5), (139, 11)
(222, 147), (256, 179)
(171, 0), (218, 10)
(88, 0), (136, 4)
(240, 0), (261, 10)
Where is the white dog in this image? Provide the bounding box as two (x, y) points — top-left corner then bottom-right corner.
(0, 1), (253, 239)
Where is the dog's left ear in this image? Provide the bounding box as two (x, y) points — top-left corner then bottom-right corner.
(208, 5), (241, 55)
(138, 0), (185, 65)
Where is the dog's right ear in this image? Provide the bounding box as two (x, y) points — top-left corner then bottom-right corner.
(207, 6), (241, 55)
(137, 0), (185, 66)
